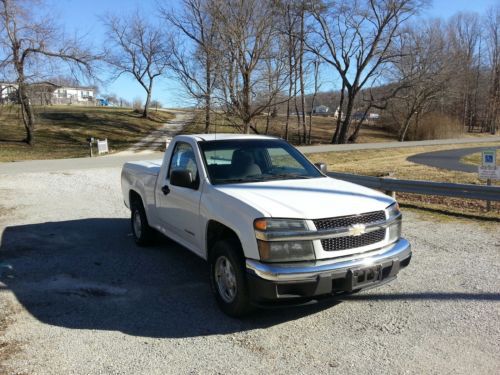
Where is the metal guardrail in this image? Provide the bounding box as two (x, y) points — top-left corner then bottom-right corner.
(328, 172), (500, 202)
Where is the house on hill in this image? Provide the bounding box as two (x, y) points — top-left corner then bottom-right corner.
(26, 82), (61, 105)
(0, 82), (95, 105)
(0, 83), (18, 103)
(53, 85), (95, 105)
(312, 105), (329, 114)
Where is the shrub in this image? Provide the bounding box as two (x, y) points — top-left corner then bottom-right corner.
(132, 97), (143, 111)
(407, 112), (463, 141)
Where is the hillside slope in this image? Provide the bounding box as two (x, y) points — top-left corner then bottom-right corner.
(0, 106), (173, 162)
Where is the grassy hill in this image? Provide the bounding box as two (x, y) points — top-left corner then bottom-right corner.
(0, 106), (174, 162)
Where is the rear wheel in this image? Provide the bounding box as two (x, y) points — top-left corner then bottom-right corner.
(209, 239), (252, 317)
(131, 199), (154, 246)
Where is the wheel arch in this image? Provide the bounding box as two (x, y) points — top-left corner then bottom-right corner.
(206, 220), (244, 260)
(129, 189), (143, 207)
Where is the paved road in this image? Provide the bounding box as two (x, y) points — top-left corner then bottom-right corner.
(408, 146), (500, 173)
(298, 135), (500, 154)
(0, 152), (165, 175)
(1, 136), (499, 175)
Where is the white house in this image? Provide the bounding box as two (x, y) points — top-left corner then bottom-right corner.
(1, 82), (95, 105)
(0, 83), (18, 103)
(313, 105), (329, 114)
(53, 86), (94, 104)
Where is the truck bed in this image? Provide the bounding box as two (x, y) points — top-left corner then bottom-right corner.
(123, 160), (162, 176)
(121, 160), (163, 210)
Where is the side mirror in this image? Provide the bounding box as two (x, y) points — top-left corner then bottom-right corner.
(314, 162), (327, 174)
(170, 169), (197, 189)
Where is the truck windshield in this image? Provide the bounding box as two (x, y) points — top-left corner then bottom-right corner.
(199, 139), (324, 185)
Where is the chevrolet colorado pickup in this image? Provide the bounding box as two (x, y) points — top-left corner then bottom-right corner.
(121, 134), (411, 316)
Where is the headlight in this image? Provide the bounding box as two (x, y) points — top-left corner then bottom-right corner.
(257, 240), (315, 262)
(386, 202), (400, 219)
(254, 218), (314, 262)
(254, 218), (308, 231)
(386, 203), (402, 243)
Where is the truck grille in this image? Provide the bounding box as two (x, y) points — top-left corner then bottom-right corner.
(313, 211), (386, 251)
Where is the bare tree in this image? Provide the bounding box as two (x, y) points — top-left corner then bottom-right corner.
(297, 2), (307, 143)
(446, 12), (481, 132)
(162, 0), (218, 133)
(387, 21), (452, 141)
(263, 55), (286, 135)
(307, 58), (321, 144)
(103, 12), (171, 118)
(0, 0), (94, 145)
(211, 0), (283, 134)
(485, 5), (499, 134)
(280, 1), (299, 140)
(309, 0), (424, 144)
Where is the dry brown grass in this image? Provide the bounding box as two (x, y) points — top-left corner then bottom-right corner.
(0, 105), (174, 162)
(307, 142), (500, 219)
(185, 111), (497, 145)
(406, 113), (464, 141)
(461, 149), (499, 166)
(184, 111), (398, 144)
(307, 142), (499, 183)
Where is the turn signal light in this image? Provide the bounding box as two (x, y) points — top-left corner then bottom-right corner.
(254, 219), (267, 231)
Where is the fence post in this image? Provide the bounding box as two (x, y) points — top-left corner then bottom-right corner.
(385, 190), (396, 199)
(486, 178), (491, 212)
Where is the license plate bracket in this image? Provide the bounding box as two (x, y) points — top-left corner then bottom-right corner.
(347, 265), (383, 291)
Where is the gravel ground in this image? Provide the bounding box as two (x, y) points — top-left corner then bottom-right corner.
(0, 167), (499, 374)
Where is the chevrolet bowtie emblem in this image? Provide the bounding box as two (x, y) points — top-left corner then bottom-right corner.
(349, 223), (366, 236)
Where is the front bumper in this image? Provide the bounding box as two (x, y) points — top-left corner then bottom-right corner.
(245, 238), (411, 301)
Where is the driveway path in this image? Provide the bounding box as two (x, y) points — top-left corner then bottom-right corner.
(114, 110), (194, 156)
(408, 146), (500, 173)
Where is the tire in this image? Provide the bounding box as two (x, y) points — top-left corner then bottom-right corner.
(130, 198), (155, 246)
(209, 239), (253, 317)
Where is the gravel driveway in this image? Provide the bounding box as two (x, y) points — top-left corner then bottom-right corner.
(0, 167), (499, 374)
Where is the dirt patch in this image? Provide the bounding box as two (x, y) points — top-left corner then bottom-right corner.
(43, 274), (128, 298)
(398, 193), (500, 220)
(0, 300), (22, 374)
(0, 206), (15, 219)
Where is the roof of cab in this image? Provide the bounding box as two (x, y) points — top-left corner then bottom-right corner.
(185, 133), (280, 142)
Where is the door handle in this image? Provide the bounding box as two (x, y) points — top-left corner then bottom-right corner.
(161, 185), (170, 195)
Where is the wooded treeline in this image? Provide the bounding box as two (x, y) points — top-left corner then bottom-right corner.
(166, 0), (498, 143)
(1, 0), (498, 145)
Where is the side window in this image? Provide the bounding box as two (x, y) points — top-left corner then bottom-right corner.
(268, 148), (302, 169)
(168, 142), (198, 180)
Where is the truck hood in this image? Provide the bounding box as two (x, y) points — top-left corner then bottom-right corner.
(214, 177), (394, 219)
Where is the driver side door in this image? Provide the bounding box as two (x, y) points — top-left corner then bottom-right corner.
(156, 141), (203, 254)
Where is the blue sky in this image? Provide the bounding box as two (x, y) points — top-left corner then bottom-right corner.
(46, 0), (498, 108)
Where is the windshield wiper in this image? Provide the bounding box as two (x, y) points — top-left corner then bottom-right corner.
(216, 174), (315, 184)
(217, 176), (267, 184)
(266, 173), (315, 180)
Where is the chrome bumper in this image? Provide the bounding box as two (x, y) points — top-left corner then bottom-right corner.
(246, 238), (411, 282)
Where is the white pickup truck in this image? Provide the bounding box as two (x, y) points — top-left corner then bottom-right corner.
(121, 134), (411, 316)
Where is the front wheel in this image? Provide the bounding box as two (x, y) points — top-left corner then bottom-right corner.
(209, 239), (252, 317)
